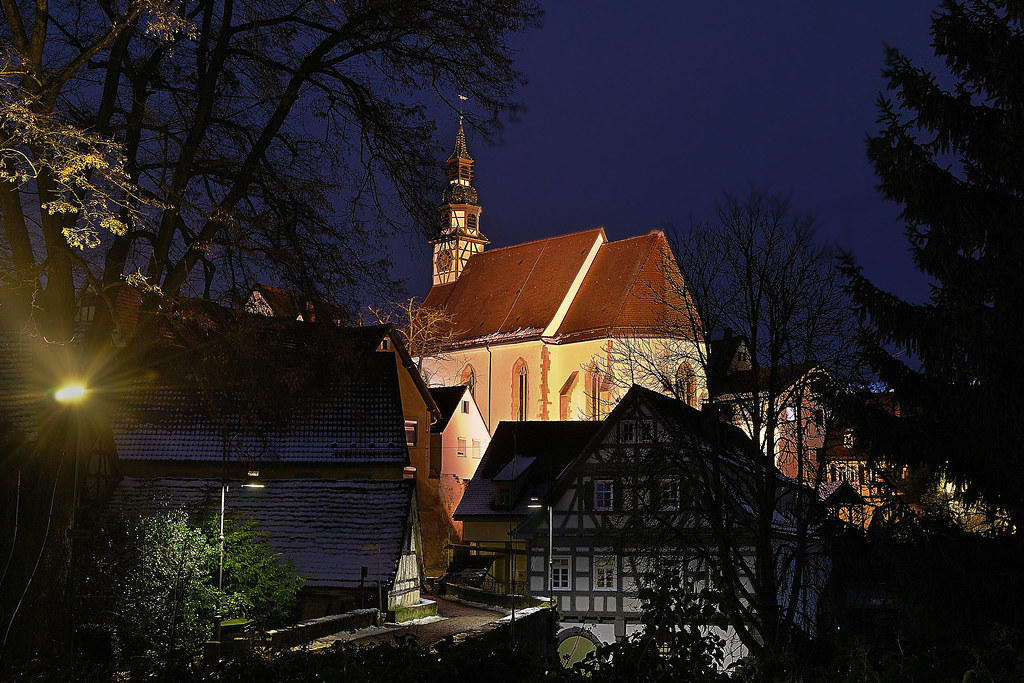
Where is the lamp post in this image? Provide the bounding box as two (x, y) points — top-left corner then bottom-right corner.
(528, 496), (553, 599)
(211, 466), (263, 661)
(54, 383), (87, 655)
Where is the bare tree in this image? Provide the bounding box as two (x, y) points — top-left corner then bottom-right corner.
(610, 188), (864, 672)
(367, 297), (456, 380)
(0, 0), (539, 659)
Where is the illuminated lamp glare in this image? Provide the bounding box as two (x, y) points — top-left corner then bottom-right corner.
(55, 385), (87, 402)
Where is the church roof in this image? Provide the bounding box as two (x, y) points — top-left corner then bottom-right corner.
(422, 228), (693, 347)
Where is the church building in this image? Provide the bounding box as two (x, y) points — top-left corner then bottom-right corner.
(421, 123), (706, 430)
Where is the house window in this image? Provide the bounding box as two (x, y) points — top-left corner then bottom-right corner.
(461, 400), (470, 414)
(513, 358), (529, 421)
(843, 429), (855, 448)
(659, 478), (679, 511)
(471, 440), (481, 458)
(380, 337), (390, 351)
(785, 406), (796, 421)
(457, 437), (467, 457)
(496, 485), (511, 508)
(552, 556), (570, 590)
(405, 420), (418, 447)
(460, 365), (476, 397)
(594, 555), (616, 590)
(594, 480), (614, 511)
(621, 419), (653, 444)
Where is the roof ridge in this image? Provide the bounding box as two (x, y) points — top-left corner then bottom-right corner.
(482, 227), (606, 255)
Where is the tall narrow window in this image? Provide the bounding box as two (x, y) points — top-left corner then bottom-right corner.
(513, 358), (529, 421)
(460, 364), (476, 398)
(586, 363), (612, 420)
(405, 420), (418, 447)
(457, 437), (467, 457)
(676, 362), (697, 408)
(594, 556), (616, 590)
(552, 556), (570, 590)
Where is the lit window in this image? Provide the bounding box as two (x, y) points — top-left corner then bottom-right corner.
(659, 478), (679, 511)
(471, 440), (481, 458)
(457, 437), (467, 457)
(785, 406), (796, 421)
(405, 420), (418, 447)
(594, 555), (616, 590)
(843, 429), (855, 448)
(552, 556), (570, 590)
(594, 480), (614, 511)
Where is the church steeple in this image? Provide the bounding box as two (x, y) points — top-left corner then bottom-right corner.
(432, 120), (488, 286)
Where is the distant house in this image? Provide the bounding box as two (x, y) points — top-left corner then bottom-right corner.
(427, 385), (490, 543)
(452, 421), (602, 595)
(108, 477), (422, 617)
(245, 283), (343, 324)
(420, 124), (704, 430)
(516, 385), (827, 654)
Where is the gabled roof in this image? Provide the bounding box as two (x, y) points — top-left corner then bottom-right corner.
(423, 229), (694, 347)
(555, 231), (685, 342)
(108, 477), (417, 589)
(423, 229), (604, 346)
(113, 347), (410, 465)
(454, 420), (603, 520)
(246, 284), (342, 323)
(429, 385), (469, 433)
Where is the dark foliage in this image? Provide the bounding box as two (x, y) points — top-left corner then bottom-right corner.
(842, 0), (1024, 523)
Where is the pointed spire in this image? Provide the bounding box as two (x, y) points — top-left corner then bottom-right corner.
(448, 119), (473, 162)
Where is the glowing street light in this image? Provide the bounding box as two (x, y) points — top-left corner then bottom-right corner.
(55, 384), (87, 403)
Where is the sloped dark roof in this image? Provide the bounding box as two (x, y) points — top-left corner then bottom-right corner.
(113, 350), (409, 465)
(249, 284), (342, 323)
(108, 477), (416, 589)
(455, 420), (603, 519)
(429, 385), (468, 433)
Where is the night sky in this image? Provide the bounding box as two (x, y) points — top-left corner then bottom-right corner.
(396, 2), (941, 305)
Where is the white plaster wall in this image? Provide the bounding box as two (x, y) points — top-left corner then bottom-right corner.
(439, 387), (491, 481)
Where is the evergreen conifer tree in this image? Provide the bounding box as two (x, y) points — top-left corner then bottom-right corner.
(844, 0), (1024, 523)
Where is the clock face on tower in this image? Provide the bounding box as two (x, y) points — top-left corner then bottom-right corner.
(436, 248), (454, 273)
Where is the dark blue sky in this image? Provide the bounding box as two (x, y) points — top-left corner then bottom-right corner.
(398, 2), (941, 304)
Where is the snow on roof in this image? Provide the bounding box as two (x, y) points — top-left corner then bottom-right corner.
(108, 476), (416, 589)
(113, 352), (409, 465)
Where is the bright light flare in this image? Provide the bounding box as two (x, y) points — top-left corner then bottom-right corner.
(55, 385), (87, 402)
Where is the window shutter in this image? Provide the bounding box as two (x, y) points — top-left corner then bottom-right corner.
(583, 480), (594, 511)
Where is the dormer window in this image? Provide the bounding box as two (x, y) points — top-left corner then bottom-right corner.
(496, 485), (512, 508)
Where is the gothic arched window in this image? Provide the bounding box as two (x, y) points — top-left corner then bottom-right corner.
(586, 363), (613, 421)
(676, 362), (698, 408)
(512, 359), (529, 421)
(460, 364), (477, 398)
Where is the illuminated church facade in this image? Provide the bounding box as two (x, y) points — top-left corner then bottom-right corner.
(421, 124), (706, 430)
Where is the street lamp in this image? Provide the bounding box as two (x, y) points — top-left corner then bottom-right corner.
(528, 496), (553, 599)
(54, 382), (88, 655)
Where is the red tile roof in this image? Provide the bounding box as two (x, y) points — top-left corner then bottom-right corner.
(422, 229), (694, 347)
(423, 228), (603, 345)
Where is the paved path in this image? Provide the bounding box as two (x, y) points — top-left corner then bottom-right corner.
(310, 597), (506, 649)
